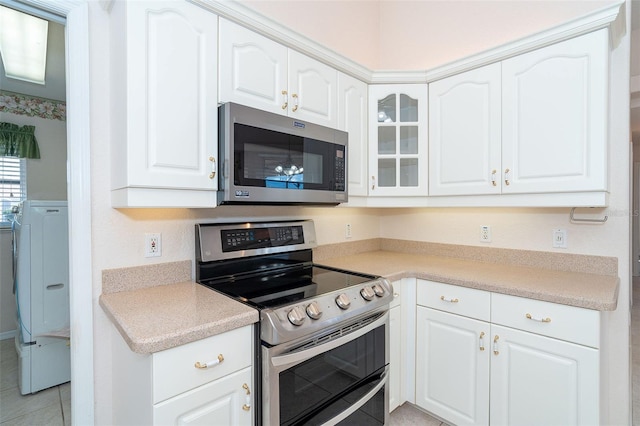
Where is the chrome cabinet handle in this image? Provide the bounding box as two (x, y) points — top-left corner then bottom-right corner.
(526, 313), (551, 323)
(440, 296), (459, 303)
(479, 332), (485, 351)
(291, 93), (299, 112)
(209, 156), (216, 180)
(493, 335), (499, 355)
(491, 169), (497, 186)
(282, 90), (288, 110)
(504, 168), (511, 186)
(194, 354), (224, 369)
(371, 176), (376, 190)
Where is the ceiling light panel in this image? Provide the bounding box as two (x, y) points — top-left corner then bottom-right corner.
(0, 5), (48, 84)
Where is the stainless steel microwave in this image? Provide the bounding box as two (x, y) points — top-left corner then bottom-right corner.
(217, 102), (348, 205)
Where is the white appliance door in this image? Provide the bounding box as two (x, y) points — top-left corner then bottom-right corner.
(30, 204), (70, 337)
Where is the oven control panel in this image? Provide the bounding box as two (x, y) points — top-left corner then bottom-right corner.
(196, 220), (318, 262)
(261, 278), (394, 345)
(221, 225), (304, 252)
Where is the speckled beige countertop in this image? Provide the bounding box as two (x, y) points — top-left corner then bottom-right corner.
(317, 250), (619, 311)
(100, 243), (619, 355)
(99, 261), (258, 354)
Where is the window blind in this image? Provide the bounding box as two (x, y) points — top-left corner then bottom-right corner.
(0, 156), (25, 223)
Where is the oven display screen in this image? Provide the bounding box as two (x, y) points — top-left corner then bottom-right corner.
(221, 225), (304, 252)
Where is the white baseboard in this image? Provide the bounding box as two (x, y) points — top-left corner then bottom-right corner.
(0, 330), (16, 341)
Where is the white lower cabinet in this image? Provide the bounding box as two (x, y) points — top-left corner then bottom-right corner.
(112, 325), (254, 425)
(489, 324), (598, 426)
(415, 280), (600, 426)
(154, 367), (252, 425)
(416, 307), (490, 425)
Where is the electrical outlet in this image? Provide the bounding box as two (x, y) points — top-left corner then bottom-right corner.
(345, 223), (352, 239)
(552, 229), (567, 248)
(145, 233), (161, 257)
(480, 225), (491, 243)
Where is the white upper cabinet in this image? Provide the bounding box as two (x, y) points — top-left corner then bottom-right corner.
(428, 29), (608, 201)
(288, 51), (338, 127)
(110, 1), (218, 208)
(501, 29), (608, 194)
(369, 85), (428, 196)
(219, 18), (338, 128)
(338, 73), (369, 197)
(429, 63), (502, 196)
(218, 18), (288, 116)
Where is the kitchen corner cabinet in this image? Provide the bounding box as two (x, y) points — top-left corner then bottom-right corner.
(428, 29), (608, 199)
(219, 18), (338, 128)
(110, 1), (219, 208)
(368, 85), (428, 196)
(338, 73), (369, 197)
(111, 325), (254, 426)
(415, 280), (600, 426)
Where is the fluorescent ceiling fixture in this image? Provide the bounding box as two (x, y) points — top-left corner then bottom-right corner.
(0, 6), (48, 85)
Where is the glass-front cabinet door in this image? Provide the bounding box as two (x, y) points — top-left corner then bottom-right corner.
(368, 85), (428, 196)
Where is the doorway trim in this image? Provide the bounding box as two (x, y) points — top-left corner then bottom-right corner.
(2, 0), (95, 423)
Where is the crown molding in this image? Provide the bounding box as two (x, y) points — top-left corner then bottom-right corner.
(190, 0), (375, 82)
(192, 0), (624, 85)
(425, 0), (625, 82)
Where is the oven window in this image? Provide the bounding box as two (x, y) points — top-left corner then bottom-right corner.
(234, 123), (343, 191)
(279, 324), (386, 426)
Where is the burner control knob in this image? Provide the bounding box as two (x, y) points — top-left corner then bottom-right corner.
(306, 301), (323, 320)
(360, 287), (375, 301)
(335, 293), (351, 310)
(287, 306), (306, 326)
(372, 284), (385, 297)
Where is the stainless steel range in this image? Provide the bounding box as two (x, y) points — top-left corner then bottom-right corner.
(196, 220), (392, 426)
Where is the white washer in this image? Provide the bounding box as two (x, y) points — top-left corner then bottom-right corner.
(13, 200), (70, 394)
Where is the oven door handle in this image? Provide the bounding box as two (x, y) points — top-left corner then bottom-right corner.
(270, 312), (388, 368)
(320, 367), (388, 426)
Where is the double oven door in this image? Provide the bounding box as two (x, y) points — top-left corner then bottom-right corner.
(262, 311), (389, 426)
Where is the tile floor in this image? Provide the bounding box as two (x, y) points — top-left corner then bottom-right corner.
(388, 402), (446, 425)
(0, 338), (71, 425)
(2, 281), (639, 426)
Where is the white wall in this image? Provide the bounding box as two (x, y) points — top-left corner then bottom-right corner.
(242, 0), (618, 70)
(0, 111), (67, 200)
(242, 0), (381, 69)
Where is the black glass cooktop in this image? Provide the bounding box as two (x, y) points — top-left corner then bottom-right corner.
(199, 263), (374, 310)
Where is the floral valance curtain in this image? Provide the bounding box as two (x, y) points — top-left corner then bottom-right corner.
(0, 122), (40, 159)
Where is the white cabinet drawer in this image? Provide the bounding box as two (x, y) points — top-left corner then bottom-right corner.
(491, 293), (599, 348)
(153, 366), (253, 426)
(417, 280), (490, 321)
(153, 326), (252, 403)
